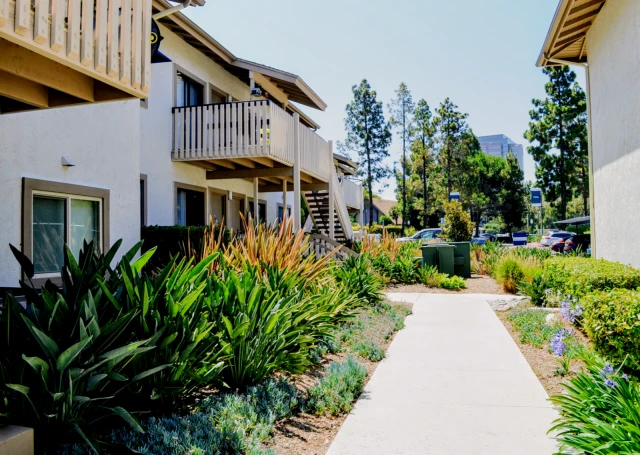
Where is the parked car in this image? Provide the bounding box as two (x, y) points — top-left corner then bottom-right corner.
(471, 237), (487, 245)
(550, 238), (566, 253)
(564, 234), (591, 254)
(541, 231), (572, 247)
(396, 228), (442, 243)
(479, 233), (497, 242)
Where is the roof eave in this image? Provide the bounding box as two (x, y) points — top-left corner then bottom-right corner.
(538, 0), (573, 67)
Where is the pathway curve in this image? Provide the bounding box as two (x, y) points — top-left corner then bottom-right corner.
(326, 293), (558, 455)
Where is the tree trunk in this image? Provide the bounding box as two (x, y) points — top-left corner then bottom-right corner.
(422, 167), (428, 228)
(581, 161), (588, 216)
(401, 107), (407, 237)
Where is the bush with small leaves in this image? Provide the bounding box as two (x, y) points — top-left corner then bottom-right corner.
(353, 340), (385, 362)
(439, 275), (466, 291)
(306, 357), (368, 416)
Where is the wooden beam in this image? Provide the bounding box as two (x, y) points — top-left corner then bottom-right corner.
(0, 39), (95, 102)
(552, 33), (586, 52)
(229, 157), (257, 168)
(300, 173), (313, 184)
(558, 21), (592, 39)
(569, 0), (605, 16)
(210, 159), (237, 170)
(565, 10), (600, 28)
(253, 72), (288, 107)
(0, 69), (48, 108)
(251, 156), (276, 168)
(207, 167), (293, 180)
(259, 183), (328, 193)
(261, 176), (284, 185)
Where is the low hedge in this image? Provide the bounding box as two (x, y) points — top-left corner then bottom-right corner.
(544, 257), (640, 299)
(581, 289), (640, 371)
(141, 225), (230, 270)
(368, 225), (402, 235)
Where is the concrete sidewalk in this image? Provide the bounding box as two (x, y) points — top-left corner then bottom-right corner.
(326, 293), (558, 455)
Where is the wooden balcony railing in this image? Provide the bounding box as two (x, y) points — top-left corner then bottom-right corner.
(0, 0), (151, 99)
(341, 178), (363, 210)
(172, 100), (332, 182)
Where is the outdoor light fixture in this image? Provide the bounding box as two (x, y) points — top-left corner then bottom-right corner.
(61, 156), (75, 167)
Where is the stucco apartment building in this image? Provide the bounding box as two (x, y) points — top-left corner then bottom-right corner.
(0, 0), (363, 288)
(537, 0), (640, 267)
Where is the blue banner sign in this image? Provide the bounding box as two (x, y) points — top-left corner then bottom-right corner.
(531, 188), (543, 207)
(449, 192), (461, 202)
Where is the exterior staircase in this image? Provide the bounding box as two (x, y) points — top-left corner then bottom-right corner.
(303, 171), (354, 243)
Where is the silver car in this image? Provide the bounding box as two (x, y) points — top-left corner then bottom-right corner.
(396, 228), (442, 243)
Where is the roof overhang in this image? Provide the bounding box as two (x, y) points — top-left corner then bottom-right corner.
(333, 153), (359, 176)
(152, 0), (326, 111)
(537, 0), (606, 67)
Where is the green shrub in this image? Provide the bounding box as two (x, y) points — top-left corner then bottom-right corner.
(439, 275), (466, 291)
(581, 289), (640, 371)
(368, 225), (402, 235)
(544, 257), (640, 299)
(390, 255), (421, 284)
(550, 352), (640, 454)
(517, 268), (547, 306)
(353, 340), (385, 362)
(507, 308), (561, 348)
(141, 225), (230, 270)
(496, 258), (525, 293)
(333, 256), (385, 306)
(306, 357), (367, 416)
(109, 378), (297, 455)
(418, 265), (444, 287)
(440, 200), (473, 242)
(0, 242), (157, 451)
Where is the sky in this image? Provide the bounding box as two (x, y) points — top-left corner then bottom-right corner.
(184, 0), (586, 200)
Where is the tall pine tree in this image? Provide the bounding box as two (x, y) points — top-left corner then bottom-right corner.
(410, 99), (436, 229)
(434, 98), (476, 196)
(524, 66), (587, 220)
(499, 151), (528, 234)
(388, 83), (415, 236)
(341, 79), (392, 227)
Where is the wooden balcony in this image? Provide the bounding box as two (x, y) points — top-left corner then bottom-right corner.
(172, 100), (332, 184)
(341, 178), (363, 211)
(0, 0), (152, 111)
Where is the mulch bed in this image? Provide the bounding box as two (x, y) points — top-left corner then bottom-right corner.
(386, 274), (507, 295)
(496, 308), (590, 396)
(264, 302), (413, 455)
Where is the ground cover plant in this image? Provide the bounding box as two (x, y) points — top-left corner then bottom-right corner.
(306, 357), (368, 416)
(507, 307), (562, 348)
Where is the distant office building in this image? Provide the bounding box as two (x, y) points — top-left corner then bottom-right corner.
(478, 134), (524, 171)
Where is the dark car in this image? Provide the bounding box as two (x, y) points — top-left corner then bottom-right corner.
(480, 233), (497, 242)
(564, 234), (591, 254)
(550, 238), (566, 253)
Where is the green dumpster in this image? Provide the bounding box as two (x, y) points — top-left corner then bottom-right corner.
(449, 242), (471, 278)
(435, 244), (456, 277)
(421, 244), (439, 268)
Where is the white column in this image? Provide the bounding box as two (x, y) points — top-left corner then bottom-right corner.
(328, 140), (335, 240)
(225, 191), (232, 229)
(282, 179), (288, 220)
(360, 186), (364, 229)
(293, 113), (302, 232)
(253, 177), (259, 223)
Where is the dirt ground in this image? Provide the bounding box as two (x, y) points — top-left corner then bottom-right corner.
(264, 302), (413, 455)
(496, 308), (590, 396)
(386, 274), (507, 295)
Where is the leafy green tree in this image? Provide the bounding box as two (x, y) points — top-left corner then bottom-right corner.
(462, 153), (506, 236)
(434, 98), (478, 195)
(409, 99), (437, 229)
(441, 200), (473, 242)
(388, 83), (415, 236)
(524, 66), (587, 220)
(499, 151), (528, 234)
(341, 79), (392, 227)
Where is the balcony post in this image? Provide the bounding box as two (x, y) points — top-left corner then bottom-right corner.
(328, 140), (335, 240)
(360, 185), (364, 230)
(293, 113), (302, 232)
(282, 179), (288, 220)
(253, 177), (259, 223)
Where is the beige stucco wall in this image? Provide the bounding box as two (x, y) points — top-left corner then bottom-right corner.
(586, 0), (640, 266)
(0, 101), (141, 287)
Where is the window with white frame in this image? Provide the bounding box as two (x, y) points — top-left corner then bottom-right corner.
(31, 192), (102, 274)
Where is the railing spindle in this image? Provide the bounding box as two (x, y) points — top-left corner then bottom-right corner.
(95, 0), (108, 73)
(107, 0), (120, 77)
(131, 0), (142, 88)
(81, 0), (95, 66)
(119, 0), (132, 84)
(14, 0), (30, 35)
(33, 0), (49, 43)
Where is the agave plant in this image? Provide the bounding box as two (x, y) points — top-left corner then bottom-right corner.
(0, 242), (156, 452)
